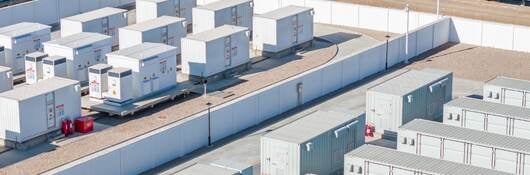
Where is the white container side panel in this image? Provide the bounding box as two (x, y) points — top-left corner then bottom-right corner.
(136, 0), (175, 23)
(253, 0), (280, 14)
(118, 29), (143, 49)
(0, 30), (51, 74)
(470, 144), (493, 169)
(419, 134), (441, 159)
(365, 91), (402, 133)
(192, 9), (215, 34)
(514, 119), (530, 140)
(0, 70), (13, 93)
(443, 139), (466, 163)
(252, 17), (276, 51)
(396, 129), (420, 155)
(60, 19), (83, 38)
(443, 105), (464, 127)
(483, 84), (503, 104)
(495, 149), (518, 174)
(486, 114), (508, 135)
(258, 85), (281, 122)
(504, 88), (525, 107)
(233, 94), (260, 132)
(261, 137), (301, 175)
(278, 77), (302, 113)
(62, 14), (127, 46)
(464, 110), (486, 131)
(202, 31), (249, 77)
(300, 69), (323, 104)
(210, 104), (235, 142)
(181, 39), (206, 76)
(0, 99), (20, 141)
(119, 22), (186, 50)
(193, 2), (252, 34)
(275, 10), (313, 53)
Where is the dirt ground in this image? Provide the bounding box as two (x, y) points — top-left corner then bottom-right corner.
(407, 43), (530, 82)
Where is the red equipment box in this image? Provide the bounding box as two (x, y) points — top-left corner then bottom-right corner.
(365, 124), (375, 137)
(61, 119), (73, 136)
(75, 117), (94, 133)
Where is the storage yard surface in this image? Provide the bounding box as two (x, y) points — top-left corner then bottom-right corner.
(0, 24), (384, 174)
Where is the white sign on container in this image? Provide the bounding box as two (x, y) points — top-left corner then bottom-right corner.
(43, 32), (113, 84)
(105, 68), (133, 104)
(24, 52), (48, 84)
(182, 25), (249, 77)
(42, 56), (67, 80)
(60, 7), (128, 48)
(89, 64), (113, 100)
(0, 66), (12, 93)
(0, 22), (51, 75)
(136, 0), (197, 24)
(192, 0), (253, 34)
(119, 16), (187, 50)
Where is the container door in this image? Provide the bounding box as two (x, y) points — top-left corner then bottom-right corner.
(392, 167), (415, 175)
(427, 83), (445, 120)
(368, 162), (390, 175)
(45, 92), (55, 129)
(464, 110), (486, 131)
(161, 26), (169, 45)
(102, 17), (110, 36)
(270, 147), (288, 175)
(443, 139), (466, 163)
(373, 97), (392, 133)
(231, 6), (238, 25)
(419, 135), (441, 159)
(526, 93), (530, 108)
(470, 145), (493, 169)
(142, 76), (152, 96)
(291, 15), (299, 44)
(487, 115), (507, 135)
(513, 119), (530, 140)
(495, 149), (517, 174)
(224, 37), (232, 67)
(504, 89), (524, 107)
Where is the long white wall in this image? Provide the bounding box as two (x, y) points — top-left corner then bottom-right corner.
(0, 0), (134, 27)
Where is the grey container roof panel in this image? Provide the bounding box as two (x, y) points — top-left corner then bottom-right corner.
(369, 69), (452, 96)
(256, 5), (313, 20)
(347, 145), (511, 175)
(264, 110), (361, 144)
(0, 77), (78, 101)
(63, 7), (127, 22)
(446, 97), (530, 121)
(0, 22), (50, 38)
(196, 0), (251, 11)
(122, 16), (185, 32)
(186, 25), (247, 42)
(486, 76), (530, 92)
(175, 163), (238, 175)
(107, 43), (176, 61)
(44, 32), (111, 49)
(401, 119), (530, 153)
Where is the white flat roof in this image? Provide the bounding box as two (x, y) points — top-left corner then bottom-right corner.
(0, 77), (78, 101)
(196, 0), (251, 11)
(121, 16), (185, 32)
(0, 22), (50, 38)
(369, 68), (452, 96)
(107, 43), (176, 61)
(486, 76), (530, 92)
(44, 32), (111, 49)
(257, 5), (313, 20)
(186, 25), (247, 42)
(63, 7), (126, 22)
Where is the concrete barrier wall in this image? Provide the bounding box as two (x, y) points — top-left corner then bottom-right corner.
(0, 0), (133, 27)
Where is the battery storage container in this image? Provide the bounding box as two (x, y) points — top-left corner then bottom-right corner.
(0, 77), (81, 143)
(192, 0), (253, 34)
(366, 68), (453, 135)
(60, 7), (128, 48)
(136, 0), (197, 24)
(182, 25), (249, 77)
(43, 32), (112, 85)
(344, 145), (511, 175)
(42, 56), (67, 80)
(0, 66), (12, 93)
(261, 110), (365, 175)
(106, 43), (177, 100)
(398, 119), (530, 174)
(252, 6), (314, 53)
(24, 52), (48, 84)
(89, 64), (113, 99)
(119, 16), (187, 50)
(105, 68), (133, 103)
(484, 76), (530, 108)
(0, 22), (51, 74)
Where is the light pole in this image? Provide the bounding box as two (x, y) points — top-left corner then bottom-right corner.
(206, 102), (212, 146)
(405, 3), (410, 64)
(436, 0), (440, 18)
(385, 34), (391, 70)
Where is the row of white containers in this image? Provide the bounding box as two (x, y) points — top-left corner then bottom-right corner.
(24, 52), (68, 85)
(398, 119), (530, 175)
(192, 0), (253, 34)
(483, 76), (530, 108)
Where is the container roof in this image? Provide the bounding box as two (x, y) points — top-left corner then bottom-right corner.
(44, 32), (111, 49)
(186, 25), (247, 42)
(109, 67), (131, 74)
(44, 55), (66, 61)
(347, 145), (511, 175)
(264, 110), (361, 144)
(0, 77), (78, 101)
(175, 164), (237, 175)
(122, 16), (185, 32)
(63, 7), (126, 22)
(369, 69), (452, 96)
(401, 119), (530, 153)
(90, 64), (112, 70)
(0, 66), (11, 72)
(0, 22), (50, 38)
(196, 0), (251, 11)
(446, 97), (530, 121)
(107, 43), (176, 61)
(257, 5), (313, 20)
(486, 76), (530, 92)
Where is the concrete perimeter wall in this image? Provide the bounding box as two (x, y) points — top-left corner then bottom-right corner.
(44, 2), (451, 173)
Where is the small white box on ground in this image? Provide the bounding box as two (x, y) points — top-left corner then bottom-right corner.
(483, 76), (530, 108)
(106, 43), (178, 100)
(119, 16), (187, 50)
(0, 22), (51, 75)
(105, 68), (133, 104)
(0, 77), (81, 143)
(0, 66), (12, 93)
(60, 7), (128, 48)
(253, 6), (314, 53)
(192, 0), (253, 34)
(136, 0), (196, 25)
(43, 32), (112, 85)
(42, 56), (68, 80)
(182, 25), (249, 77)
(89, 64), (113, 99)
(24, 52), (48, 84)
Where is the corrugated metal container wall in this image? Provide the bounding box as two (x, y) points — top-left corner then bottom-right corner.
(0, 22), (51, 74)
(398, 119), (530, 175)
(119, 16), (187, 50)
(60, 7), (128, 47)
(192, 0), (253, 34)
(0, 66), (12, 93)
(484, 77), (530, 108)
(253, 6), (314, 53)
(0, 77), (81, 143)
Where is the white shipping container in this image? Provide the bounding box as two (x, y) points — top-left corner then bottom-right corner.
(0, 77), (81, 143)
(0, 22), (51, 74)
(24, 52), (48, 84)
(345, 145), (511, 175)
(43, 32), (112, 84)
(60, 7), (128, 47)
(89, 64), (113, 99)
(105, 68), (133, 103)
(192, 0), (253, 34)
(42, 56), (67, 80)
(182, 25), (249, 77)
(261, 110), (365, 175)
(136, 0), (197, 24)
(0, 66), (12, 93)
(366, 68), (453, 134)
(253, 6), (314, 53)
(106, 43), (178, 100)
(484, 76), (530, 108)
(119, 16), (187, 50)
(398, 119), (530, 174)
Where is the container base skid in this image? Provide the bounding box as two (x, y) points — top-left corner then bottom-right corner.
(0, 130), (62, 150)
(257, 40), (313, 59)
(81, 85), (191, 117)
(184, 62), (252, 84)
